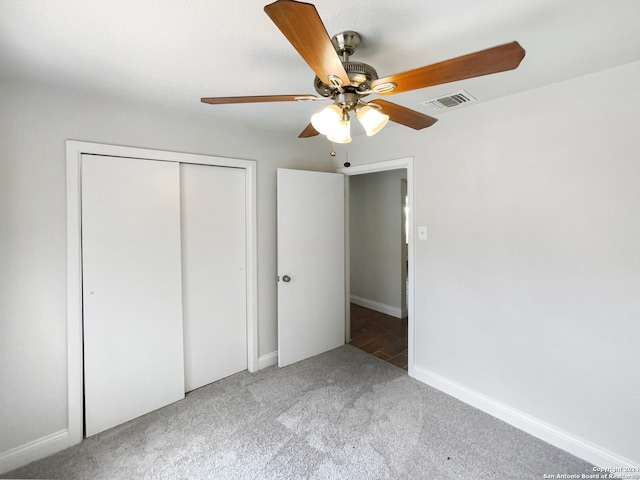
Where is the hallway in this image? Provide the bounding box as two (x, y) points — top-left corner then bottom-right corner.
(348, 303), (408, 370)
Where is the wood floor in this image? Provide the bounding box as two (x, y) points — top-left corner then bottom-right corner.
(349, 303), (408, 370)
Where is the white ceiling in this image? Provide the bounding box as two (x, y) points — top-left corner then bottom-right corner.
(2, 0), (640, 137)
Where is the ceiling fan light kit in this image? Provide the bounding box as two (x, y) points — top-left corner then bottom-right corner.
(327, 116), (352, 144)
(201, 0), (526, 144)
(310, 104), (342, 135)
(356, 105), (390, 137)
(312, 98), (389, 141)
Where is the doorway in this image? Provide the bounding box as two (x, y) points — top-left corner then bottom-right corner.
(338, 158), (415, 373)
(349, 303), (408, 369)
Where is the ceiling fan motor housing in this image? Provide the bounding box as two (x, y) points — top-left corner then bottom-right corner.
(314, 61), (379, 97)
(314, 30), (379, 100)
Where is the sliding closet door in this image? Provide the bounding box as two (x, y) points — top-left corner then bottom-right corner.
(82, 154), (185, 437)
(181, 164), (247, 392)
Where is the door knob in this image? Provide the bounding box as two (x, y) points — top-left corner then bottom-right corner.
(282, 275), (291, 283)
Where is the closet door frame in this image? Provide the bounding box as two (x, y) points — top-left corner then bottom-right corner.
(66, 140), (258, 447)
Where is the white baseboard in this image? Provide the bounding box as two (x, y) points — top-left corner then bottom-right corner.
(350, 295), (405, 318)
(258, 351), (278, 369)
(0, 429), (69, 475)
(411, 365), (637, 469)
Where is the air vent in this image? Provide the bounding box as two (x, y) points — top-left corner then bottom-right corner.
(421, 90), (476, 111)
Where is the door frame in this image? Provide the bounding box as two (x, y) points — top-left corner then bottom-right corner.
(338, 157), (415, 375)
(66, 140), (258, 447)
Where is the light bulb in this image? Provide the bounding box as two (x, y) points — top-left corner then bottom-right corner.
(356, 105), (389, 136)
(327, 117), (351, 144)
(310, 104), (342, 135)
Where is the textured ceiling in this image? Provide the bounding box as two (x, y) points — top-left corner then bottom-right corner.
(1, 0), (640, 137)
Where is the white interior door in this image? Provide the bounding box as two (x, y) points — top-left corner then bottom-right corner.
(277, 168), (345, 367)
(81, 154), (185, 437)
(181, 164), (247, 392)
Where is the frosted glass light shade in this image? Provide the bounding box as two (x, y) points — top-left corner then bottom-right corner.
(356, 105), (389, 136)
(311, 104), (342, 135)
(327, 118), (351, 143)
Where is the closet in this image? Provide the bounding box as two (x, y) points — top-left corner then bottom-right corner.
(80, 154), (246, 436)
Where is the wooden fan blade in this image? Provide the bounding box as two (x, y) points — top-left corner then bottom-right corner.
(371, 41), (526, 95)
(201, 94), (317, 105)
(298, 123), (319, 138)
(370, 100), (438, 130)
(264, 0), (350, 87)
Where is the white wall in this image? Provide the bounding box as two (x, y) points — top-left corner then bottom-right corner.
(350, 169), (407, 317)
(0, 80), (331, 458)
(336, 61), (640, 465)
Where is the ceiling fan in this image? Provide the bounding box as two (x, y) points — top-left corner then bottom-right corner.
(201, 0), (526, 143)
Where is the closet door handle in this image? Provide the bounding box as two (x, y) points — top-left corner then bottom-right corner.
(282, 275), (291, 283)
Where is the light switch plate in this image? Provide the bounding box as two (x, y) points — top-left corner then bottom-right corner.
(418, 226), (427, 240)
